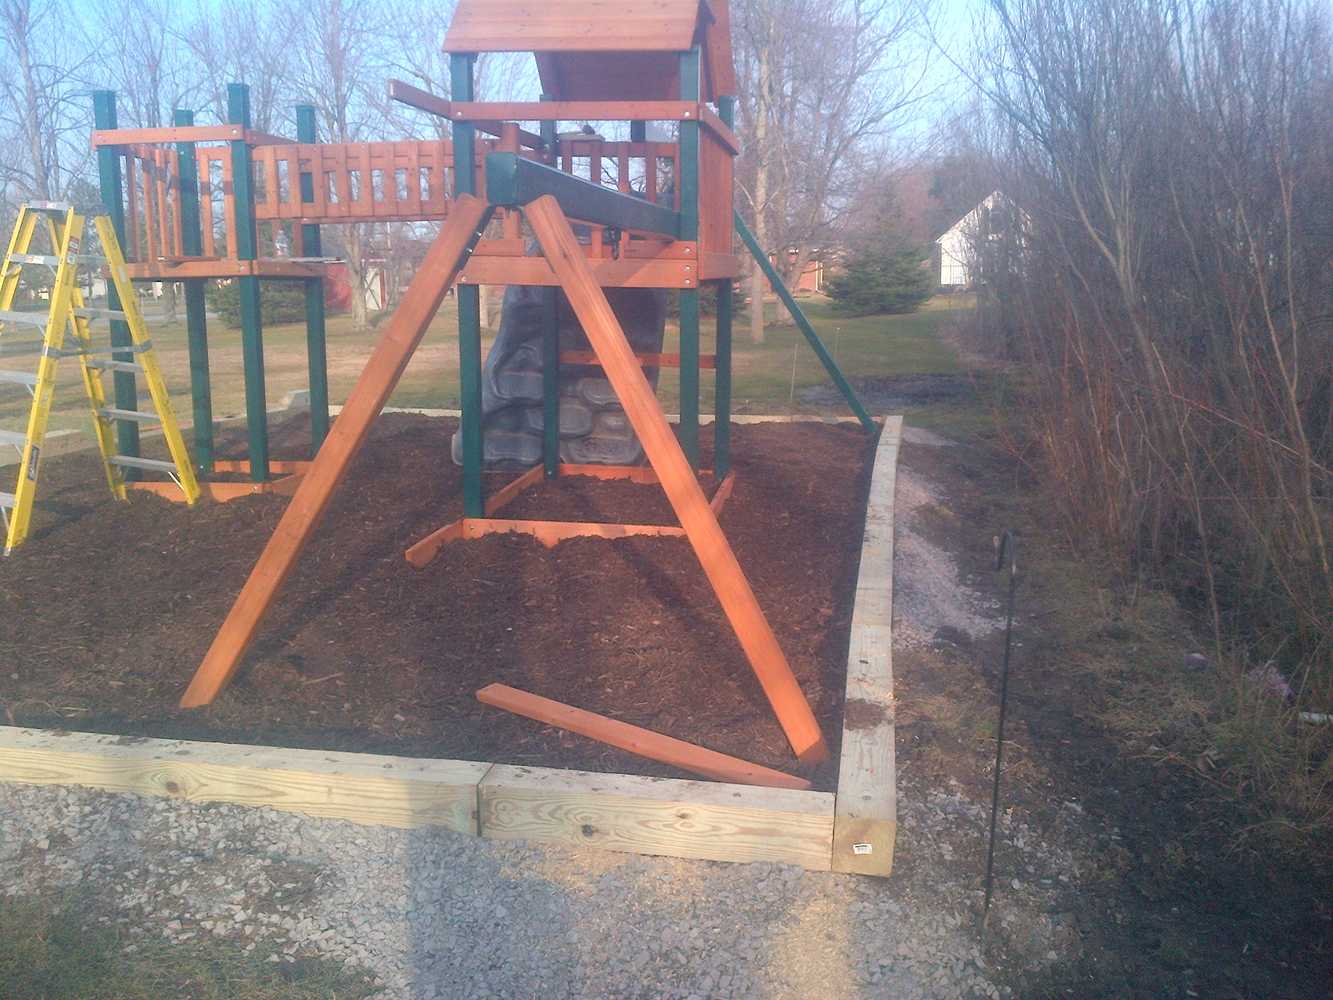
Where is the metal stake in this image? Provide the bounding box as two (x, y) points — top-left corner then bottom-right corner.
(982, 529), (1019, 940)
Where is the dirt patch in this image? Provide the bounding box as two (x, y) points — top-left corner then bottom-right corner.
(0, 415), (875, 790)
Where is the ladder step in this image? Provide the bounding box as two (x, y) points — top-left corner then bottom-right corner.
(26, 201), (74, 214)
(73, 307), (128, 322)
(86, 359), (142, 374)
(9, 253), (59, 267)
(109, 455), (176, 473)
(0, 369), (39, 386)
(98, 407), (159, 424)
(0, 310), (50, 327)
(0, 429), (27, 447)
(0, 491), (15, 508)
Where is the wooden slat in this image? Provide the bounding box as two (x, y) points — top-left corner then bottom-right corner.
(179, 196), (492, 707)
(832, 416), (900, 876)
(222, 153), (238, 258)
(457, 256), (696, 289)
(200, 151), (217, 257)
(170, 150), (183, 257)
(479, 764), (835, 870)
(92, 125), (247, 147)
(125, 154), (141, 259)
(450, 101), (700, 122)
(466, 516), (684, 547)
(477, 684), (811, 790)
(524, 195), (828, 764)
(156, 149), (171, 256)
(0, 726), (489, 834)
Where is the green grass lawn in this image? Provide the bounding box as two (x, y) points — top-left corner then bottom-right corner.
(0, 290), (977, 439)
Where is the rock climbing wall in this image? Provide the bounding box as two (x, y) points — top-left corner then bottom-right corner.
(452, 281), (668, 467)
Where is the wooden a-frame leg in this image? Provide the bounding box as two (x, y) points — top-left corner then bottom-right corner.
(524, 195), (829, 764)
(180, 196), (493, 708)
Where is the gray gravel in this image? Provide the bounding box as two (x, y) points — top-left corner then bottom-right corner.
(1, 770), (1087, 999)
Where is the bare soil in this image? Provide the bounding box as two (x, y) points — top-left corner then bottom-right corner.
(0, 415), (874, 789)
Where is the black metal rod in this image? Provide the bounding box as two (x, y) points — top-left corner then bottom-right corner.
(982, 530), (1018, 936)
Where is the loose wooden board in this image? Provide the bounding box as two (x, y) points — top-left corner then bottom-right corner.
(0, 727), (490, 834)
(832, 415), (901, 875)
(479, 764), (835, 870)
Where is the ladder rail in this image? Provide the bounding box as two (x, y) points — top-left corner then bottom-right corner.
(96, 215), (200, 505)
(4, 207), (81, 553)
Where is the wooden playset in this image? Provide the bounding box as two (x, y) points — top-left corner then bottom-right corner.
(71, 0), (885, 835)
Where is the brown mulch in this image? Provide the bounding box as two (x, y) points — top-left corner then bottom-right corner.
(0, 414), (876, 789)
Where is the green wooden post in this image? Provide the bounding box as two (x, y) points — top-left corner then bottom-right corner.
(677, 47), (701, 469)
(734, 212), (875, 431)
(296, 105), (330, 453)
(92, 90), (140, 469)
(173, 108), (214, 473)
(228, 83), (269, 481)
(451, 54), (484, 516)
(714, 95), (736, 480)
(540, 97), (560, 478)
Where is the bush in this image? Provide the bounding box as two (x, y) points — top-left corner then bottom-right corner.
(206, 280), (307, 329)
(825, 245), (933, 316)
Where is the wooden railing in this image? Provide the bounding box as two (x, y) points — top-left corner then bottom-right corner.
(100, 129), (698, 273)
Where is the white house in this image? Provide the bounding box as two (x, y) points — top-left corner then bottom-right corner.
(935, 191), (1007, 287)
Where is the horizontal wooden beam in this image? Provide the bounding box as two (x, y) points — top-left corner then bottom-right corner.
(479, 764), (835, 870)
(488, 153), (679, 237)
(458, 255), (696, 288)
(93, 125), (246, 147)
(92, 126), (294, 147)
(477, 684), (811, 790)
(124, 259), (325, 281)
(451, 101), (700, 122)
(388, 80), (545, 148)
(832, 416), (902, 876)
(0, 727), (489, 833)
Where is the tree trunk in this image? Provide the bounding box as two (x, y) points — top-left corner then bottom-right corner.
(749, 261), (766, 344)
(345, 224), (369, 330)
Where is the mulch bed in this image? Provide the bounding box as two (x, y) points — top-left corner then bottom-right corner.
(0, 415), (876, 789)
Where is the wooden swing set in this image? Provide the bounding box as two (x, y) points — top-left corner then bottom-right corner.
(90, 0), (875, 779)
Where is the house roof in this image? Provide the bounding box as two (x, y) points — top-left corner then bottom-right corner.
(443, 0), (736, 102)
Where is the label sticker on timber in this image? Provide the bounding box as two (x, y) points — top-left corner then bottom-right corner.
(852, 842), (874, 856)
(26, 445), (39, 481)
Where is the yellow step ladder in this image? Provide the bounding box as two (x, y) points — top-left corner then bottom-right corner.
(0, 202), (199, 553)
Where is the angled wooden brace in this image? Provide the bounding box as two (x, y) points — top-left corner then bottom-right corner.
(524, 195), (829, 764)
(180, 195), (493, 708)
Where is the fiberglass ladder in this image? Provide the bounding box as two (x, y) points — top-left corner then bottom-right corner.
(0, 201), (200, 554)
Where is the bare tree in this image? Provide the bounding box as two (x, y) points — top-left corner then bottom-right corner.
(284, 0), (390, 330)
(0, 0), (91, 202)
(733, 0), (935, 341)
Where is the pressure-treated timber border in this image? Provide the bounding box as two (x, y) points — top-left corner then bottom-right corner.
(0, 415), (900, 874)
